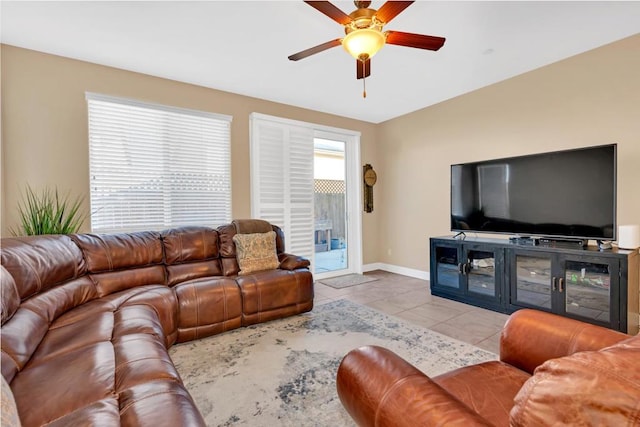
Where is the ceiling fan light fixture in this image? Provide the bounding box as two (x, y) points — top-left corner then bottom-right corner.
(342, 28), (385, 60)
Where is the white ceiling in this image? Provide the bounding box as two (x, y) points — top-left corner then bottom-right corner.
(2, 1), (639, 123)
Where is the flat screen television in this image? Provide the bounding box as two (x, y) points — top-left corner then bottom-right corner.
(450, 144), (616, 241)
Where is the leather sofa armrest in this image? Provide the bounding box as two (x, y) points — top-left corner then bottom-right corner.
(337, 346), (493, 427)
(500, 309), (629, 375)
(278, 253), (310, 270)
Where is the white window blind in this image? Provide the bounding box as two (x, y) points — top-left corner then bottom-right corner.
(86, 93), (232, 233)
(250, 114), (314, 260)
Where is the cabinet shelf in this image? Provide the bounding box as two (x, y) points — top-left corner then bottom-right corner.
(430, 236), (639, 334)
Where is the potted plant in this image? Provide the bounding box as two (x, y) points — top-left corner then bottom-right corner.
(12, 185), (86, 236)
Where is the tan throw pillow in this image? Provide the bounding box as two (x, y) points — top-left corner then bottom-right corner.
(510, 333), (640, 426)
(233, 231), (279, 275)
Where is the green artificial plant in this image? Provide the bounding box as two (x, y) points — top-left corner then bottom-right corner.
(12, 185), (87, 236)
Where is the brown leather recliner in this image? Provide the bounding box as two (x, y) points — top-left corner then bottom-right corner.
(1, 220), (313, 427)
(337, 309), (640, 426)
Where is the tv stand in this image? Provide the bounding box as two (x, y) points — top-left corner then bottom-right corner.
(429, 236), (639, 334)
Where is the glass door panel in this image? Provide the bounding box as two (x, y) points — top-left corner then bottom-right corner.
(434, 246), (460, 289)
(313, 138), (347, 274)
(467, 250), (496, 297)
(564, 260), (611, 322)
(514, 255), (552, 309)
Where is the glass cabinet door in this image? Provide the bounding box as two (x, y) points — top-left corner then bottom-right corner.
(466, 249), (497, 297)
(433, 245), (461, 290)
(561, 258), (618, 325)
(512, 253), (553, 310)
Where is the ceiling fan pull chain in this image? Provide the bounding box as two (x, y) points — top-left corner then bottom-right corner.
(362, 61), (367, 98)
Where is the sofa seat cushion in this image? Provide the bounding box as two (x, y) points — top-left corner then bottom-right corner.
(510, 333), (640, 426)
(11, 341), (116, 427)
(118, 380), (206, 426)
(235, 268), (314, 326)
(51, 285), (178, 347)
(173, 276), (242, 342)
(434, 360), (531, 427)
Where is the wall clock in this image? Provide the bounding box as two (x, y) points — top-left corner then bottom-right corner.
(363, 164), (377, 213)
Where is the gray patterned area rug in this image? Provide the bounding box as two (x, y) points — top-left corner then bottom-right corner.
(318, 273), (378, 289)
(169, 299), (497, 427)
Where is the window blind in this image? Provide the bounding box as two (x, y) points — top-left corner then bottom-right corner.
(86, 93), (232, 233)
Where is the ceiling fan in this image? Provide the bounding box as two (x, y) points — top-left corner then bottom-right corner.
(288, 1), (446, 96)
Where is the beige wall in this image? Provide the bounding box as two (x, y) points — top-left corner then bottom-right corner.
(377, 34), (640, 271)
(0, 45), (380, 263)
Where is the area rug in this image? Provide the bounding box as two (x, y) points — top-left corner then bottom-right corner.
(169, 299), (497, 427)
(318, 273), (378, 289)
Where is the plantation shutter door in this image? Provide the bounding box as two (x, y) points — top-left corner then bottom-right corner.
(250, 115), (314, 260)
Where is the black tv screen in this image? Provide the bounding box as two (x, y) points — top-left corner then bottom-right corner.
(450, 144), (616, 240)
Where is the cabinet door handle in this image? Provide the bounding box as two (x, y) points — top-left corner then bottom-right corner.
(458, 263), (464, 275)
(559, 278), (564, 293)
(552, 277), (557, 291)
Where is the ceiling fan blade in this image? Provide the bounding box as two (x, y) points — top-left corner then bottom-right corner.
(304, 1), (351, 25)
(375, 1), (414, 24)
(288, 38), (342, 61)
(356, 58), (371, 79)
(385, 31), (446, 51)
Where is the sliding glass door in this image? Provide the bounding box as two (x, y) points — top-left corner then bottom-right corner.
(250, 113), (361, 278)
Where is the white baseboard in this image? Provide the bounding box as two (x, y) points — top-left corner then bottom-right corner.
(363, 263), (429, 281)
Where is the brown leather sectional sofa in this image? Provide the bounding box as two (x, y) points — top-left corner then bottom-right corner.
(1, 220), (313, 426)
(337, 309), (640, 426)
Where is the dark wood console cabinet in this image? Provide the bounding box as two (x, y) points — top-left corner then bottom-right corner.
(430, 236), (639, 334)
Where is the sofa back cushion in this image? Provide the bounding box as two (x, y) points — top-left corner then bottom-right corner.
(510, 333), (640, 426)
(161, 227), (222, 286)
(218, 221), (286, 276)
(500, 308), (628, 374)
(232, 219), (272, 234)
(217, 223), (241, 276)
(1, 235), (86, 300)
(71, 232), (165, 296)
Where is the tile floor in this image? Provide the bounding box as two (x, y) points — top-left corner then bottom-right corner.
(314, 270), (510, 354)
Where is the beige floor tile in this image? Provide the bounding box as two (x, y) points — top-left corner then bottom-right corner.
(403, 302), (468, 323)
(429, 296), (478, 312)
(429, 321), (495, 345)
(312, 284), (354, 298)
(393, 310), (441, 329)
(343, 292), (384, 305)
(385, 289), (433, 310)
(467, 307), (510, 329)
(475, 332), (502, 354)
(438, 311), (503, 341)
